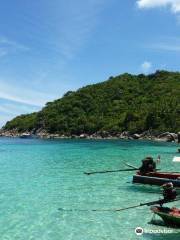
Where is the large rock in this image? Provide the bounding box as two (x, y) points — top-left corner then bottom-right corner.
(120, 131), (129, 139)
(178, 132), (180, 143)
(132, 133), (141, 139)
(79, 133), (88, 139)
(158, 132), (177, 142)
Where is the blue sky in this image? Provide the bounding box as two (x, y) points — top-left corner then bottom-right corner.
(0, 0), (180, 126)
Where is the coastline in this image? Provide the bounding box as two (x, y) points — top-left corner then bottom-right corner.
(0, 129), (179, 143)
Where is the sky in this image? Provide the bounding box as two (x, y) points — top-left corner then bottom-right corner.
(0, 0), (180, 126)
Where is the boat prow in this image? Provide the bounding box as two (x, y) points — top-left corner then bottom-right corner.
(151, 206), (180, 227)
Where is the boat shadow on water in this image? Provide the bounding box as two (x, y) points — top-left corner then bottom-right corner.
(149, 218), (180, 229)
(143, 210), (180, 239)
(120, 184), (162, 194)
(120, 183), (180, 195)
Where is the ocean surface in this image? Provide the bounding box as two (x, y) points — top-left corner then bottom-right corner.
(0, 137), (180, 240)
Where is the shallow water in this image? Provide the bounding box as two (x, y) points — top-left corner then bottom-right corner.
(0, 137), (179, 240)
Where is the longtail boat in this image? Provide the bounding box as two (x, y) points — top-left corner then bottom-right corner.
(133, 171), (180, 187)
(151, 206), (180, 227)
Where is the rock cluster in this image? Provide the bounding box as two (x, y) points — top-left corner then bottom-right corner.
(0, 129), (179, 142)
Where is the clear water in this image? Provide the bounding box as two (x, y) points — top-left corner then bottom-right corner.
(0, 137), (180, 240)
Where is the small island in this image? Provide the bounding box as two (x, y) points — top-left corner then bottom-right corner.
(1, 70), (180, 142)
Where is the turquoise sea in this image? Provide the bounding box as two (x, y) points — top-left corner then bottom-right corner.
(0, 137), (180, 240)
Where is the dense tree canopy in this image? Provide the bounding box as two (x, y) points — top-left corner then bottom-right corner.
(3, 71), (180, 135)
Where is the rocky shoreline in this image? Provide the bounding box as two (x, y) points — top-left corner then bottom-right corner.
(0, 129), (180, 143)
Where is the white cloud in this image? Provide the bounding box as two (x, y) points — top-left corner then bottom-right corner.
(0, 115), (13, 127)
(56, 1), (107, 60)
(151, 43), (180, 51)
(141, 61), (152, 73)
(0, 48), (8, 58)
(0, 36), (29, 58)
(0, 79), (55, 107)
(137, 0), (180, 13)
(0, 101), (39, 116)
(0, 37), (29, 51)
(145, 37), (180, 52)
(23, 1), (107, 62)
(0, 98), (41, 127)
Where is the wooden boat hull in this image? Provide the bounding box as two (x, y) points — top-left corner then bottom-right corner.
(146, 172), (180, 179)
(133, 175), (180, 187)
(151, 206), (180, 227)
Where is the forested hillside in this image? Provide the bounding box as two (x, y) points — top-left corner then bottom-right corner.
(3, 71), (180, 135)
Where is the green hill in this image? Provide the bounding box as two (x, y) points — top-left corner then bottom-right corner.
(3, 70), (180, 135)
